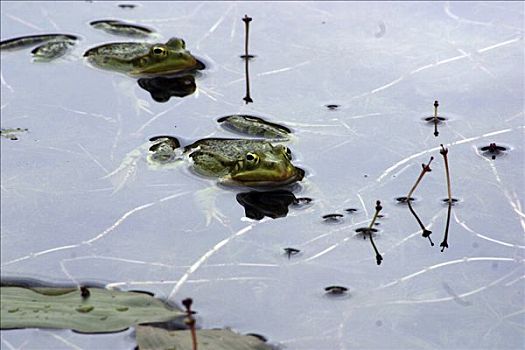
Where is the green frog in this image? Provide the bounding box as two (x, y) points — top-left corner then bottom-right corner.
(183, 138), (303, 187)
(105, 116), (306, 225)
(106, 115), (303, 191)
(1, 31), (202, 77)
(83, 37), (203, 77)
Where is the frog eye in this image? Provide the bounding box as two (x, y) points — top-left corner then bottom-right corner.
(245, 153), (259, 164)
(152, 46), (167, 57)
(280, 146), (292, 160)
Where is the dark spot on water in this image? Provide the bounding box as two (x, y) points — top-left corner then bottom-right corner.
(322, 213), (344, 223)
(355, 227), (378, 239)
(364, 174), (368, 178)
(472, 242), (479, 248)
(376, 320), (383, 327)
(345, 208), (358, 213)
(424, 116), (447, 123)
(118, 4), (136, 9)
(480, 143), (507, 152)
(480, 143), (508, 159)
(325, 104), (340, 110)
(283, 247), (301, 259)
(324, 286), (348, 295)
(492, 262), (498, 269)
(240, 54), (256, 59)
(396, 196), (415, 204)
(441, 198), (460, 205)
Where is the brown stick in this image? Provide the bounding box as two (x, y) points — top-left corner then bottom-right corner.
(406, 157), (434, 245)
(368, 200), (383, 265)
(440, 145), (452, 251)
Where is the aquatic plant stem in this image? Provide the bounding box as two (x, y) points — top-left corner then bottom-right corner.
(433, 100), (439, 137)
(243, 15), (251, 59)
(440, 145), (452, 251)
(406, 157), (434, 246)
(440, 145), (452, 201)
(242, 15), (253, 103)
(407, 157), (434, 200)
(368, 200), (383, 265)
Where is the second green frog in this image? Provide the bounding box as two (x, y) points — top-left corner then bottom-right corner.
(84, 37), (203, 76)
(107, 115), (304, 190)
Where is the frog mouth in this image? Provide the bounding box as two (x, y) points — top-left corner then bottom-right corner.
(224, 166), (305, 187)
(131, 56), (200, 77)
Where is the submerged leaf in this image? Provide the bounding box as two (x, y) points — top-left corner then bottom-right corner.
(0, 286), (184, 333)
(136, 326), (273, 350)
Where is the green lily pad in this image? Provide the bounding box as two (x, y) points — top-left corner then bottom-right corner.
(0, 286), (184, 333)
(136, 325), (274, 350)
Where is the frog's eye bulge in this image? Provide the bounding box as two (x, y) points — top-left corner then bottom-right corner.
(245, 152), (260, 164)
(284, 147), (292, 160)
(151, 45), (167, 57)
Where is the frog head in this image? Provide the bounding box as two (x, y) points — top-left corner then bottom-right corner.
(129, 38), (198, 76)
(84, 38), (200, 76)
(228, 145), (304, 187)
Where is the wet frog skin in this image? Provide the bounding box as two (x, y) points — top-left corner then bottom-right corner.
(83, 38), (201, 76)
(185, 138), (304, 187)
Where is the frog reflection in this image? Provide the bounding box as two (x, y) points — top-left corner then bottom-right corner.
(236, 190), (311, 220)
(138, 74), (196, 102)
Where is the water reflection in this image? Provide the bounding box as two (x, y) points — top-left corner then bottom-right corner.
(236, 189), (304, 220)
(242, 53), (253, 104)
(138, 75), (197, 102)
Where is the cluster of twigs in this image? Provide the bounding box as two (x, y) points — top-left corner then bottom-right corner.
(403, 101), (454, 252)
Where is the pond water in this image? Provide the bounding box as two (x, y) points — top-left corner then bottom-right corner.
(1, 1), (524, 349)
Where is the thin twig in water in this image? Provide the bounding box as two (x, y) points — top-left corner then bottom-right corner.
(368, 200), (383, 265)
(406, 157), (435, 246)
(242, 15), (253, 103)
(440, 144), (452, 251)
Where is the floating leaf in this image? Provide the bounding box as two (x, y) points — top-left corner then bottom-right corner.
(0, 286), (184, 333)
(136, 326), (273, 350)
